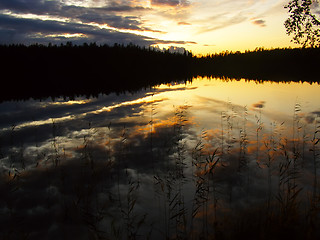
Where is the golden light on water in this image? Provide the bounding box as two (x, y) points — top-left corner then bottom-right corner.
(2, 77), (320, 239)
(155, 77), (320, 116)
(7, 78), (318, 134)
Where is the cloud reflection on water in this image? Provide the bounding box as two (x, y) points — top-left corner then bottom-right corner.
(1, 77), (320, 239)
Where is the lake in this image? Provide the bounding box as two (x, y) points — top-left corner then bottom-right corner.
(1, 77), (320, 239)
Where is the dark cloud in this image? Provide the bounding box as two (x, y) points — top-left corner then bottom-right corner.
(0, 0), (150, 15)
(305, 114), (315, 124)
(311, 111), (320, 116)
(300, 111), (320, 124)
(78, 13), (142, 30)
(178, 21), (191, 25)
(0, 0), (149, 31)
(0, 0), (179, 45)
(151, 0), (179, 6)
(0, 13), (177, 45)
(151, 0), (190, 7)
(252, 19), (266, 27)
(0, 14), (84, 35)
(252, 101), (266, 109)
(0, 0), (61, 15)
(96, 3), (151, 12)
(60, 5), (152, 31)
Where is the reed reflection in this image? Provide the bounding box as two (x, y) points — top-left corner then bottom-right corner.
(0, 78), (320, 239)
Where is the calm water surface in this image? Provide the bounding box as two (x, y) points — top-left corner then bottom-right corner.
(1, 77), (320, 239)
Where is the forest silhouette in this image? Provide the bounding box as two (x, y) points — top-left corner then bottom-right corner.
(0, 43), (319, 101)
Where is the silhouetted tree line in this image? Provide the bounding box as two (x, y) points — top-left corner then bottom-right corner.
(198, 47), (320, 82)
(0, 42), (196, 101)
(0, 43), (319, 101)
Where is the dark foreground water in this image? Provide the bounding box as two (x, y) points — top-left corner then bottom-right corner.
(1, 77), (320, 239)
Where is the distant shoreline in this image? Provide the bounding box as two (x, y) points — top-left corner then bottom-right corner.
(1, 43), (319, 102)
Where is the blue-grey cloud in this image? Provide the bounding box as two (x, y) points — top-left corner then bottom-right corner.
(0, 14), (131, 44)
(0, 13), (190, 45)
(0, 0), (188, 45)
(0, 0), (61, 15)
(252, 19), (266, 27)
(94, 3), (151, 12)
(0, 0), (149, 31)
(0, 0), (150, 15)
(151, 0), (190, 7)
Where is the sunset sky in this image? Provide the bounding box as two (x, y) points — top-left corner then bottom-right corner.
(1, 0), (318, 54)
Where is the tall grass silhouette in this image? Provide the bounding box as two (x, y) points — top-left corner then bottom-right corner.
(0, 101), (319, 239)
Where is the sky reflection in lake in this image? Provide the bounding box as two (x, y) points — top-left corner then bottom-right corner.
(1, 77), (320, 239)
